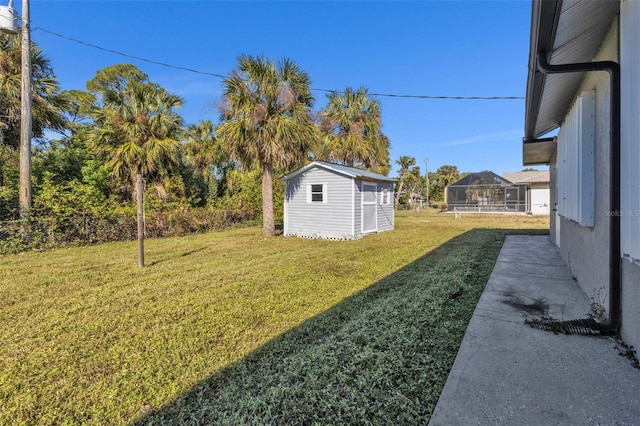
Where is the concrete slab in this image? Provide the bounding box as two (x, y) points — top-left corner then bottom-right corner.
(429, 235), (640, 426)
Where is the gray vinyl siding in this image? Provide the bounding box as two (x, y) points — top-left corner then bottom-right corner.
(353, 181), (362, 238)
(284, 168), (355, 239)
(356, 180), (394, 236)
(377, 182), (395, 232)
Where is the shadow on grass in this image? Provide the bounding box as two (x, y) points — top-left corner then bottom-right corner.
(134, 228), (548, 425)
(148, 247), (207, 266)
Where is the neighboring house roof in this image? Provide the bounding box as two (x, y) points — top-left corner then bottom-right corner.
(524, 0), (619, 142)
(449, 171), (513, 187)
(503, 171), (550, 184)
(280, 161), (396, 182)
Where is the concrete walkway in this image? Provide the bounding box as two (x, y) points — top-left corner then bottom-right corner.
(429, 235), (640, 426)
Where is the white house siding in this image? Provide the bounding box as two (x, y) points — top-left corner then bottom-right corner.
(549, 157), (560, 248)
(554, 19), (617, 316)
(620, 0), (640, 353)
(284, 167), (355, 239)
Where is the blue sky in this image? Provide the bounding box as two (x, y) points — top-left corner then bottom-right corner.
(22, 0), (537, 177)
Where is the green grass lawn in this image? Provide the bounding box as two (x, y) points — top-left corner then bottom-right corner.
(0, 212), (548, 425)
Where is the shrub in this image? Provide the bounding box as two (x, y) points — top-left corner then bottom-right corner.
(0, 208), (258, 255)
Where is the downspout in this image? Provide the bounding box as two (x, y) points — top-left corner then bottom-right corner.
(526, 51), (621, 335)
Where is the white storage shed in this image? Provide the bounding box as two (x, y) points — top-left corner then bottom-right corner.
(281, 161), (395, 240)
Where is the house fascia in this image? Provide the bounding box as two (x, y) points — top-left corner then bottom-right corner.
(523, 0), (619, 165)
(524, 0), (620, 139)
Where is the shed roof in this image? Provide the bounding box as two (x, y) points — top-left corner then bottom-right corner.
(449, 171), (513, 187)
(280, 161), (396, 182)
(503, 170), (550, 184)
(524, 0), (619, 141)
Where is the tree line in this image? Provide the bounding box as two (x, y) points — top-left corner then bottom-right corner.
(1, 34), (390, 241)
(394, 156), (466, 206)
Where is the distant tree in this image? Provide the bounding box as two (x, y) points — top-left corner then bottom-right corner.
(182, 120), (233, 205)
(0, 146), (19, 219)
(437, 165), (461, 187)
(216, 54), (316, 238)
(427, 165), (462, 202)
(395, 156), (416, 205)
(319, 87), (389, 173)
(31, 90), (113, 213)
(522, 167), (539, 172)
(404, 166), (424, 201)
(183, 121), (217, 177)
(33, 135), (92, 185)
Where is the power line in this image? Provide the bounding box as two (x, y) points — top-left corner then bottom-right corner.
(35, 26), (524, 101)
(34, 26), (226, 79)
(313, 88), (523, 100)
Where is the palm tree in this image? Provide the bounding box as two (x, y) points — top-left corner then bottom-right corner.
(90, 83), (183, 180)
(319, 87), (388, 172)
(184, 121), (217, 175)
(437, 165), (461, 187)
(87, 64), (183, 266)
(0, 32), (67, 149)
(395, 156), (416, 206)
(183, 120), (232, 205)
(216, 54), (316, 238)
(366, 134), (391, 175)
(0, 32), (67, 218)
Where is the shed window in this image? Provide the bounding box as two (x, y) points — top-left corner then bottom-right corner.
(381, 188), (391, 204)
(307, 184), (327, 203)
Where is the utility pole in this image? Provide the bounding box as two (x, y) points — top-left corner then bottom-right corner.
(425, 158), (429, 207)
(137, 174), (145, 268)
(19, 0), (32, 218)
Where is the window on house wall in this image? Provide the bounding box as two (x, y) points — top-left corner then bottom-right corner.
(307, 183), (327, 203)
(556, 90), (595, 227)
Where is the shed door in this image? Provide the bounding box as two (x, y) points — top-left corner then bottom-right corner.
(362, 183), (377, 233)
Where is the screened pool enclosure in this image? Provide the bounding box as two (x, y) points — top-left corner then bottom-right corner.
(445, 171), (527, 212)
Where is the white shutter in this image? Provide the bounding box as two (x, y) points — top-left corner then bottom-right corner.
(556, 91), (595, 227)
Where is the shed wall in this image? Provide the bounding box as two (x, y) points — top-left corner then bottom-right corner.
(353, 180), (362, 238)
(284, 167), (355, 239)
(377, 182), (395, 232)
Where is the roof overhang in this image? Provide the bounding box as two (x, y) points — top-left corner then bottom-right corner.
(280, 161), (396, 182)
(524, 0), (619, 141)
(523, 137), (556, 165)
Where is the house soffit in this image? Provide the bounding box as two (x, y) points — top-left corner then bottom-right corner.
(524, 0), (619, 139)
